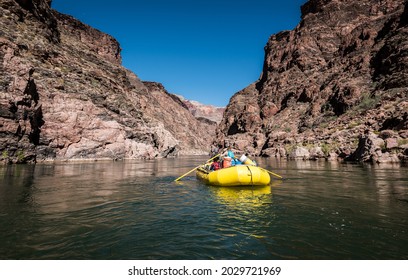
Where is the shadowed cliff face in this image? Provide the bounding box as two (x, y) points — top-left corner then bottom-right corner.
(216, 0), (408, 163)
(14, 0), (60, 43)
(0, 0), (214, 163)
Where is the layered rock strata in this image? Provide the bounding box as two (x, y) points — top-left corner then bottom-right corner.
(174, 95), (225, 124)
(216, 0), (408, 163)
(1, 0), (213, 163)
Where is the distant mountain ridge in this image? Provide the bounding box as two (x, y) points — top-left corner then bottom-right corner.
(174, 95), (225, 124)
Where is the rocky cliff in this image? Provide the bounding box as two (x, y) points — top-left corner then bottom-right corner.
(0, 0), (214, 163)
(174, 95), (225, 124)
(216, 0), (408, 163)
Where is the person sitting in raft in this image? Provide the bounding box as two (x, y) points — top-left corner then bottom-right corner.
(221, 146), (234, 158)
(210, 156), (221, 171)
(221, 147), (242, 167)
(210, 145), (219, 157)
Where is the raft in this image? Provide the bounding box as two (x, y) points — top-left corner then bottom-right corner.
(196, 164), (271, 187)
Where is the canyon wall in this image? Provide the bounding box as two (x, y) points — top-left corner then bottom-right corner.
(0, 0), (214, 163)
(216, 0), (408, 163)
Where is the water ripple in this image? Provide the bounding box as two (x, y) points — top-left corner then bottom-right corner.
(1, 160), (407, 259)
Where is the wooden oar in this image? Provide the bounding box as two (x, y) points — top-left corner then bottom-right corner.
(174, 153), (221, 181)
(231, 155), (284, 180)
(260, 167), (284, 180)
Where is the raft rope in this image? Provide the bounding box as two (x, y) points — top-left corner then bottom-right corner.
(246, 165), (254, 187)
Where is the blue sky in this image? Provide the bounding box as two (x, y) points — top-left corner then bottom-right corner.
(51, 0), (306, 107)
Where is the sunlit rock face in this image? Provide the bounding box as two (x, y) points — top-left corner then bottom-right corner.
(1, 0), (214, 163)
(173, 94), (225, 124)
(216, 0), (408, 163)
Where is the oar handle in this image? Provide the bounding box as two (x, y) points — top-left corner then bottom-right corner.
(174, 153), (221, 181)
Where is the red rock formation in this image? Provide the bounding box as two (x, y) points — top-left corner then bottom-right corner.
(216, 0), (408, 163)
(0, 0), (214, 163)
(56, 13), (121, 64)
(174, 95), (225, 124)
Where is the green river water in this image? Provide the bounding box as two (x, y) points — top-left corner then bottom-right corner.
(0, 157), (407, 259)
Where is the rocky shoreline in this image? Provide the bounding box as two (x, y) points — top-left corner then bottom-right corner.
(264, 129), (407, 164)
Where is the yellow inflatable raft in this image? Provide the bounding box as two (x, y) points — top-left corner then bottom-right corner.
(196, 164), (271, 187)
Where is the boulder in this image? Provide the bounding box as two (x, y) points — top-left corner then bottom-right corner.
(289, 146), (310, 159)
(385, 138), (398, 149)
(309, 146), (325, 159)
(348, 132), (384, 162)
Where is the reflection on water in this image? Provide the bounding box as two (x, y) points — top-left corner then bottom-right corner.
(0, 158), (407, 259)
(210, 181), (282, 208)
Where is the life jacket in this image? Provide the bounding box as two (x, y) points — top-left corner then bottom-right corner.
(211, 162), (220, 170)
(223, 157), (232, 168)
